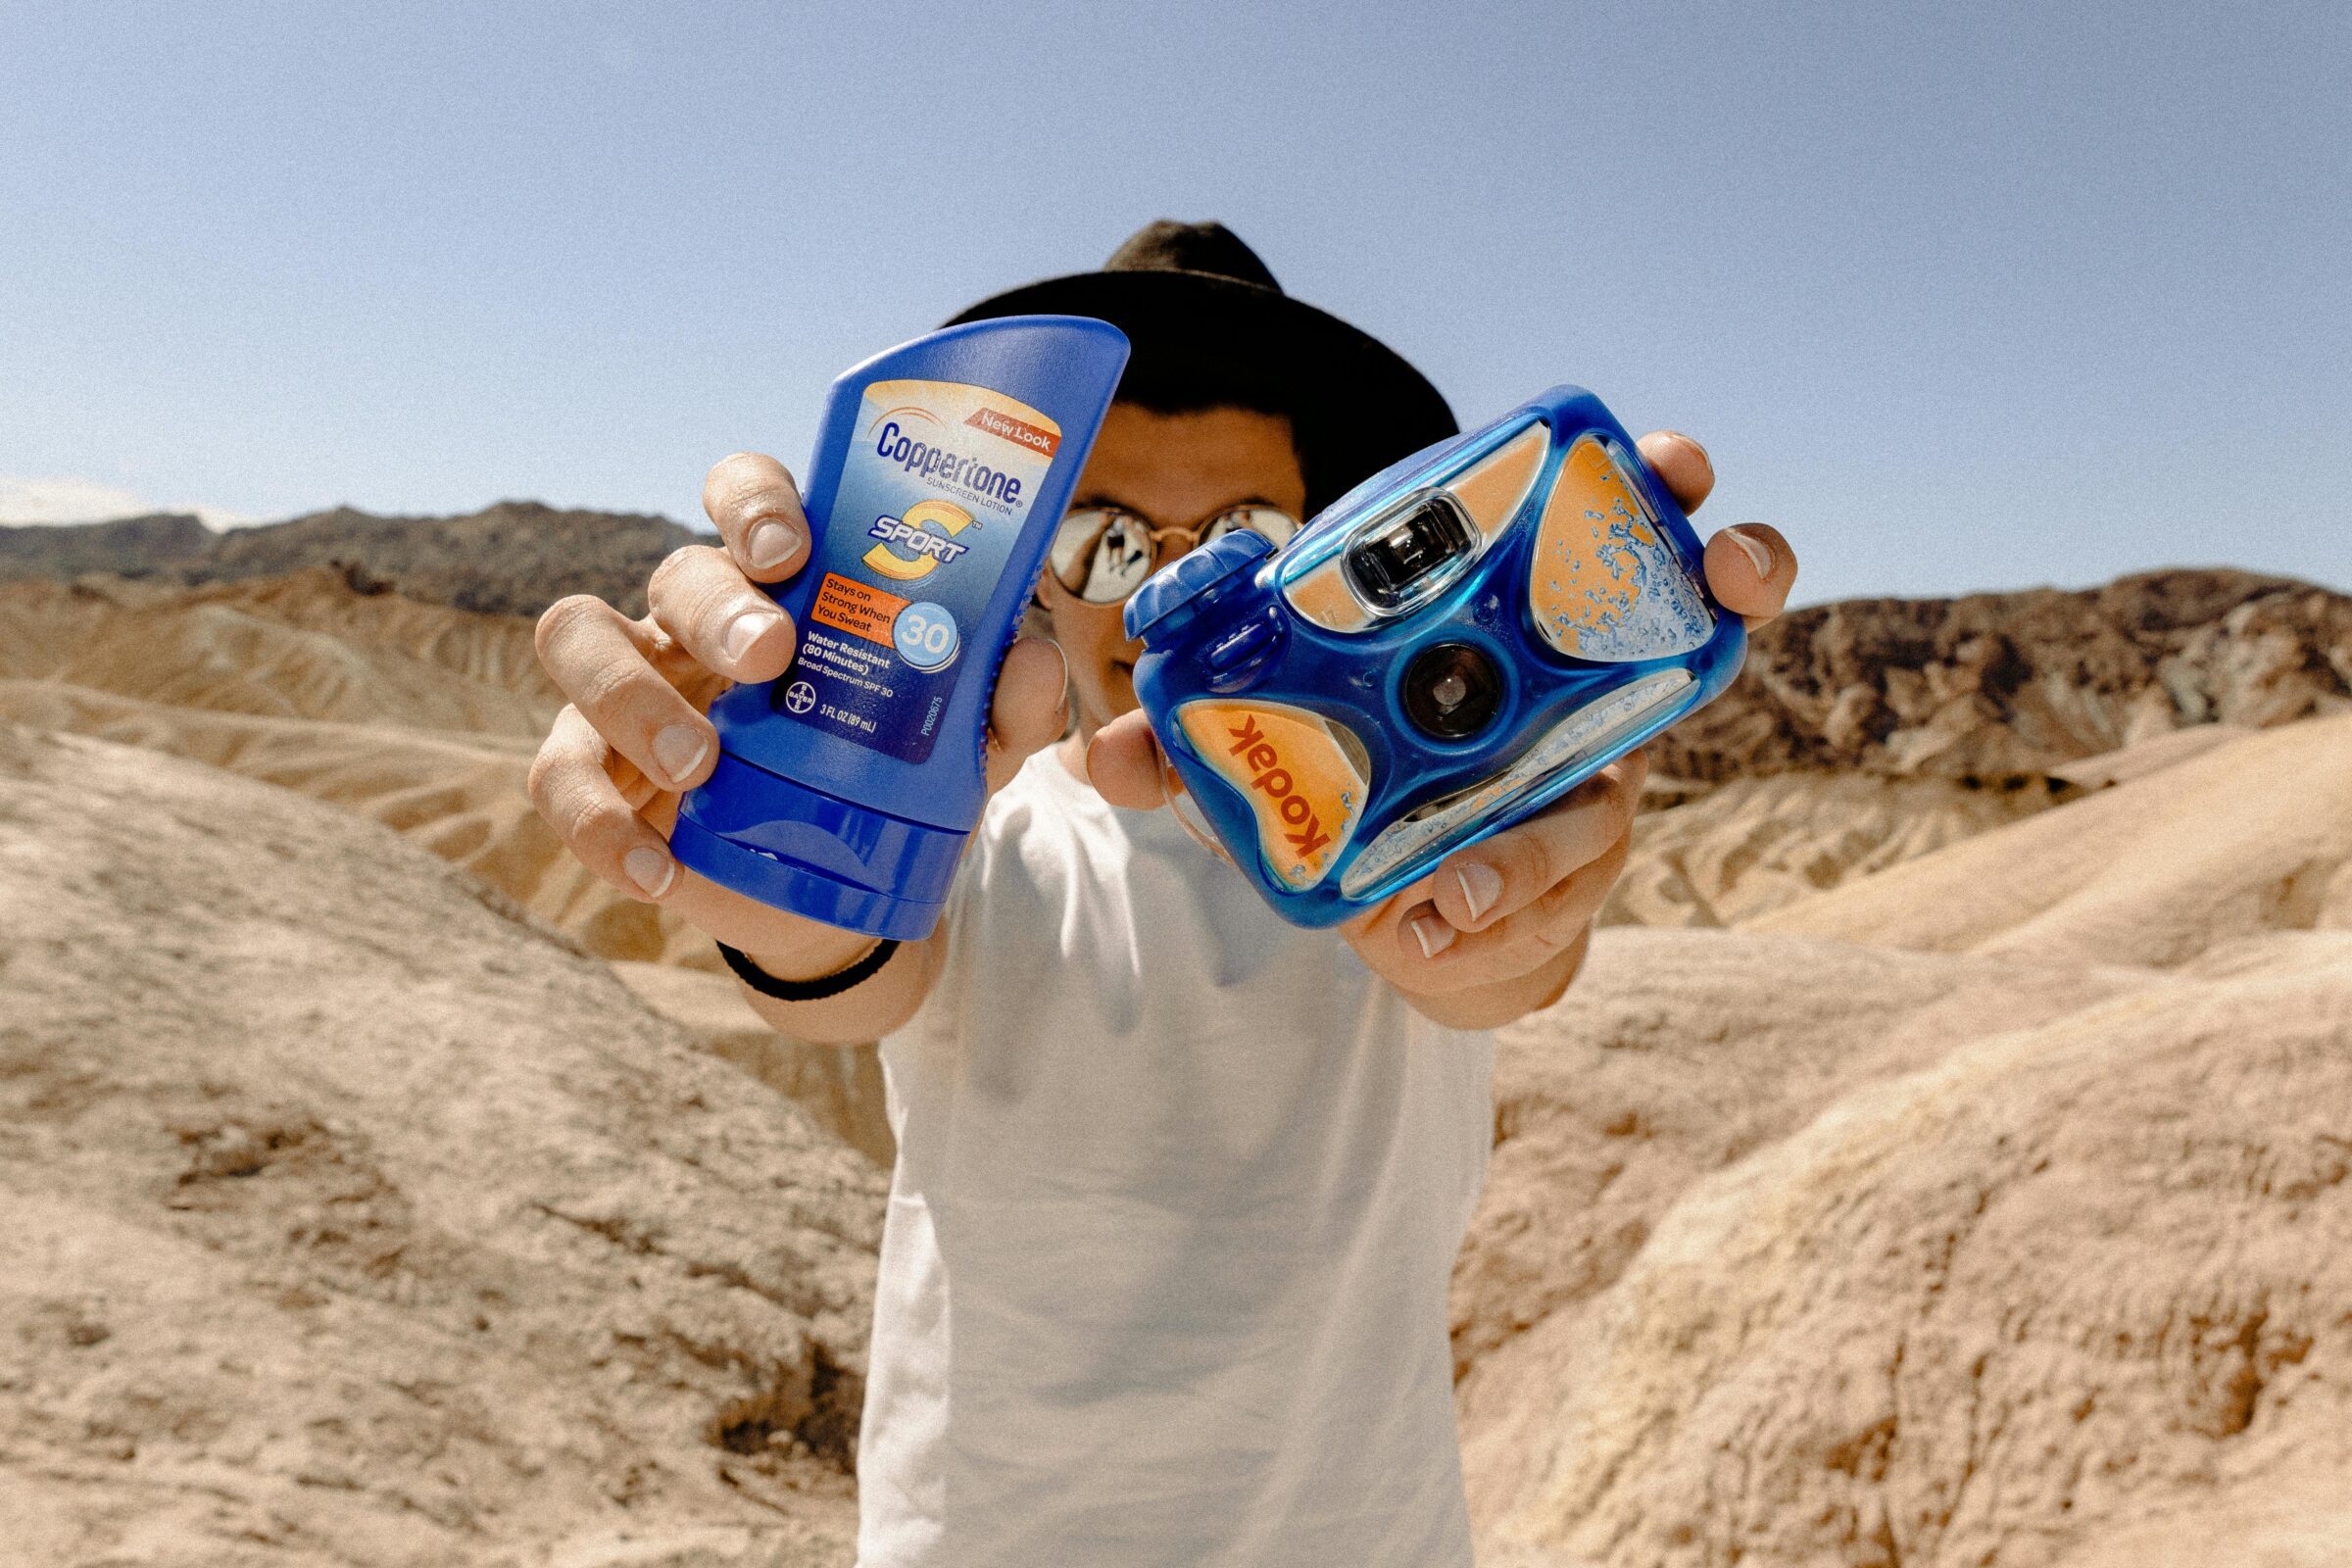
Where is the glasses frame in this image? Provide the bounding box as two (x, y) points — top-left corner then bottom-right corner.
(1048, 504), (1301, 607)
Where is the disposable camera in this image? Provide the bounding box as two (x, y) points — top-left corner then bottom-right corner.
(1125, 385), (1746, 928)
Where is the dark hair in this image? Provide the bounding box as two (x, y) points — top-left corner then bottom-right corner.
(1109, 325), (1349, 514)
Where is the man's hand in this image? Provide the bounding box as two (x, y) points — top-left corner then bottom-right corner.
(526, 452), (1070, 1039)
(1086, 429), (1796, 1030)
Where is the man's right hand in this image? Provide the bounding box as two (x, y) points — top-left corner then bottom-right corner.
(527, 452), (1070, 1025)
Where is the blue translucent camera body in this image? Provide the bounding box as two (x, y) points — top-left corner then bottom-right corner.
(1125, 386), (1744, 928)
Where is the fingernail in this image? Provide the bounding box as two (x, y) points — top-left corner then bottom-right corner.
(1455, 862), (1502, 923)
(624, 847), (676, 899)
(1729, 527), (1774, 579)
(723, 608), (782, 665)
(653, 724), (708, 784)
(747, 520), (802, 571)
(1409, 910), (1456, 959)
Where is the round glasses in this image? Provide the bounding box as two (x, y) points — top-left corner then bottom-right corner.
(1048, 505), (1301, 605)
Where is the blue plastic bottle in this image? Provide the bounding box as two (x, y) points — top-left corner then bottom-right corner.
(671, 316), (1130, 939)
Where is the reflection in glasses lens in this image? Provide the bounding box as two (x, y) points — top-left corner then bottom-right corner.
(1050, 507), (1300, 605)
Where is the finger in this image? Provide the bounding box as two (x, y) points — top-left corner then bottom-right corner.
(984, 637), (1070, 795)
(526, 705), (684, 902)
(702, 452), (812, 582)
(535, 594), (723, 793)
(1084, 709), (1169, 810)
(1386, 828), (1631, 995)
(1701, 522), (1796, 627)
(648, 544), (799, 685)
(1637, 430), (1715, 514)
(1424, 750), (1647, 935)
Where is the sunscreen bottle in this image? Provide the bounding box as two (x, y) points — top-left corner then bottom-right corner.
(671, 316), (1130, 939)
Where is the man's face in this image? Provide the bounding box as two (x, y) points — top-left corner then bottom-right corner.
(1042, 402), (1307, 737)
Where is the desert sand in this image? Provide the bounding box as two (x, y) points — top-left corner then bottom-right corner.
(1456, 714), (2352, 1565)
(1748, 714), (2352, 965)
(0, 571), (711, 968)
(0, 722), (878, 1566)
(2, 560), (2347, 1565)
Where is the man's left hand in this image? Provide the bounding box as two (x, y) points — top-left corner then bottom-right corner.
(1087, 429), (1796, 1029)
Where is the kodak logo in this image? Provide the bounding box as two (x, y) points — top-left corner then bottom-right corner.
(1175, 700), (1368, 892)
(1224, 713), (1334, 859)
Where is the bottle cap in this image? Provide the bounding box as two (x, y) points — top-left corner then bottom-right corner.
(669, 752), (966, 942)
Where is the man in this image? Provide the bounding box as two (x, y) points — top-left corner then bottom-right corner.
(529, 220), (1794, 1565)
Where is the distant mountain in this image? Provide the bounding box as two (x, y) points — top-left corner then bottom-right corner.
(192, 502), (702, 618)
(0, 513), (213, 579)
(0, 501), (702, 619)
(1653, 568), (2352, 782)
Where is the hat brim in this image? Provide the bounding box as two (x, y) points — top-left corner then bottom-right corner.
(945, 270), (1455, 514)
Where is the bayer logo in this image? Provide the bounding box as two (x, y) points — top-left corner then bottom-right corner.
(783, 680), (817, 714)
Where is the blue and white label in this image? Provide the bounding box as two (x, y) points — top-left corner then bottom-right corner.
(776, 376), (1063, 764)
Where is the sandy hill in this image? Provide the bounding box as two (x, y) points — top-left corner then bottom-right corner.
(0, 721), (880, 1566)
(1601, 768), (2074, 928)
(1454, 715), (2352, 1566)
(11, 702), (2340, 1566)
(1749, 712), (2352, 965)
(0, 501), (701, 619)
(0, 568), (561, 736)
(0, 569), (894, 1164)
(4, 547), (2350, 1562)
(0, 571), (686, 968)
(1459, 923), (2352, 1568)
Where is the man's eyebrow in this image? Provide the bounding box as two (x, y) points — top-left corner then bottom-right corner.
(1065, 494), (1288, 519)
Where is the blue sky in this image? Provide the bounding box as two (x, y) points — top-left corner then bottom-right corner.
(2, 0), (2344, 606)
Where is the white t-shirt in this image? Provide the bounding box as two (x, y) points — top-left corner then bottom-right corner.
(858, 749), (1495, 1567)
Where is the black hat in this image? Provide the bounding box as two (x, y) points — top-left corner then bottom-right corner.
(944, 220), (1457, 514)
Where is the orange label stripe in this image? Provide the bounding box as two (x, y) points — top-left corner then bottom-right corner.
(1176, 700), (1368, 891)
(810, 571), (908, 647)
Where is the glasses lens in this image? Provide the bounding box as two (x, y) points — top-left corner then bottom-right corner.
(1050, 510), (1105, 592)
(1200, 507), (1301, 551)
(1050, 507), (1303, 605)
(1056, 511), (1156, 603)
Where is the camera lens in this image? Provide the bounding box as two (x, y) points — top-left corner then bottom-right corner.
(1401, 642), (1503, 739)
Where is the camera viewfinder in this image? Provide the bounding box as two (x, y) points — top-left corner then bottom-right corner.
(1345, 495), (1474, 612)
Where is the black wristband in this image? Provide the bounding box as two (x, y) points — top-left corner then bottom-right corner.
(717, 938), (901, 1002)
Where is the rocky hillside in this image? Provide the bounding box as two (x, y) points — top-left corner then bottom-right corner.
(1456, 715), (2352, 1567)
(1653, 569), (2352, 782)
(0, 721), (881, 1566)
(3, 533), (2348, 1565)
(0, 502), (702, 619)
(0, 568), (561, 737)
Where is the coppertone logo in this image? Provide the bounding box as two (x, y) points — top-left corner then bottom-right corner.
(872, 419), (1027, 508)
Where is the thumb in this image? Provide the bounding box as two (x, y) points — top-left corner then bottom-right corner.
(1084, 709), (1171, 810)
(983, 638), (1070, 795)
